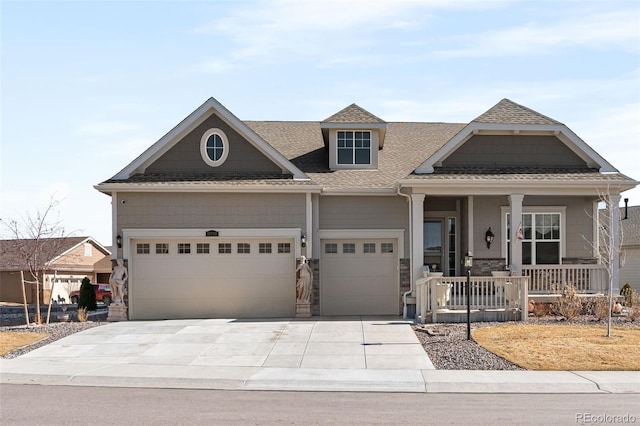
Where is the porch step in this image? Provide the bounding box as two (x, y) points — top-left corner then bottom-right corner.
(420, 308), (523, 323)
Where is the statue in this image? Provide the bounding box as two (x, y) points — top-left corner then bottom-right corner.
(296, 256), (313, 303)
(109, 259), (128, 305)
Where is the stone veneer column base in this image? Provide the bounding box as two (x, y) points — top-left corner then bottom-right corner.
(295, 302), (312, 318)
(107, 304), (128, 321)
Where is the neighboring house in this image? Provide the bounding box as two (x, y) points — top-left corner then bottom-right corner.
(619, 205), (640, 293)
(95, 98), (638, 320)
(0, 237), (111, 304)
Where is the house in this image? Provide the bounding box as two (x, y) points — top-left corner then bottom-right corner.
(95, 97), (638, 321)
(0, 237), (111, 304)
(619, 205), (640, 293)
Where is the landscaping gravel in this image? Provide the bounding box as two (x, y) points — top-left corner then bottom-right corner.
(413, 314), (634, 370)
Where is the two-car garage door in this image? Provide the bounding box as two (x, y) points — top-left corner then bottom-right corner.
(130, 238), (295, 320)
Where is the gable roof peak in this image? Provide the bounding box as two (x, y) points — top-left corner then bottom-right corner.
(322, 103), (386, 124)
(473, 98), (561, 126)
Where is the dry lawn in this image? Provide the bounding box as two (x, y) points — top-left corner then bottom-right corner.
(473, 325), (640, 371)
(0, 332), (49, 356)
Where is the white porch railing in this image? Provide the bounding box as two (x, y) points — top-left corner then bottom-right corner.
(416, 276), (529, 324)
(521, 264), (608, 294)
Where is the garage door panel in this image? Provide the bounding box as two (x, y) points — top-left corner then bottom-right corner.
(321, 238), (399, 316)
(131, 238), (295, 319)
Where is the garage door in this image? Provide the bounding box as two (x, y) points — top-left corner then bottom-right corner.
(321, 239), (399, 316)
(130, 238), (295, 319)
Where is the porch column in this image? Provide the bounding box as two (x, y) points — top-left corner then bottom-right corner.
(509, 194), (524, 275)
(609, 193), (621, 294)
(411, 194), (426, 284)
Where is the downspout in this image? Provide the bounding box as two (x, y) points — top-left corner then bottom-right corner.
(396, 185), (413, 320)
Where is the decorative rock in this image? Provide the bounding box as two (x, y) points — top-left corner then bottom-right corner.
(612, 302), (623, 314)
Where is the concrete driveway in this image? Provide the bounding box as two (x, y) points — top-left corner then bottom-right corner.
(18, 317), (433, 370)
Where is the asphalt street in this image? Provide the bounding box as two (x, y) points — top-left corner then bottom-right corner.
(2, 384), (638, 425)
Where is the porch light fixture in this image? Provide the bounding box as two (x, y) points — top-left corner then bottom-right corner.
(464, 252), (473, 269)
(301, 234), (307, 248)
(485, 227), (494, 249)
(116, 235), (122, 249)
(464, 252), (473, 340)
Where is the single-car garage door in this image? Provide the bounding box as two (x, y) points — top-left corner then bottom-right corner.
(130, 238), (295, 319)
(321, 238), (399, 316)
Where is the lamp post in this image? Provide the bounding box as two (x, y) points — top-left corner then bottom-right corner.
(464, 252), (473, 340)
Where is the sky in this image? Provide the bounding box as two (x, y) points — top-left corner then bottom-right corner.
(1, 0), (639, 246)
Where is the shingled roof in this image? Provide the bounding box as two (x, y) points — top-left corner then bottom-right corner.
(322, 103), (386, 123)
(0, 237), (95, 271)
(247, 121), (465, 189)
(473, 98), (560, 125)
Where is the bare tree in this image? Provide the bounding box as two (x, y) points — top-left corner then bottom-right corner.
(584, 190), (625, 337)
(0, 199), (70, 325)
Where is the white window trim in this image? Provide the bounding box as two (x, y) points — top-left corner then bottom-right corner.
(336, 130), (371, 166)
(200, 128), (229, 167)
(500, 206), (566, 264)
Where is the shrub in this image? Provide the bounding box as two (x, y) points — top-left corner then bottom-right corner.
(591, 296), (609, 321)
(552, 283), (582, 321)
(628, 293), (640, 322)
(620, 283), (634, 307)
(533, 302), (551, 317)
(78, 277), (97, 311)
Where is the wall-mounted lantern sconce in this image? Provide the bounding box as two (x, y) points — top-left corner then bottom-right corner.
(301, 234), (307, 248)
(485, 227), (494, 249)
(116, 235), (122, 249)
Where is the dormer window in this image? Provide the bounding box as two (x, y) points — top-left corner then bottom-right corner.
(337, 131), (371, 165)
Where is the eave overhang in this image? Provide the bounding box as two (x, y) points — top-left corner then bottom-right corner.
(397, 176), (639, 197)
(94, 182), (323, 194)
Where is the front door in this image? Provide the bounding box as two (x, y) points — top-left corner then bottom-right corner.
(424, 217), (458, 276)
(424, 220), (444, 274)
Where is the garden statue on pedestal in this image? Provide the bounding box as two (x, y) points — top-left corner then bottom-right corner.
(109, 258), (128, 305)
(295, 256), (313, 318)
(107, 259), (129, 322)
(296, 256), (312, 303)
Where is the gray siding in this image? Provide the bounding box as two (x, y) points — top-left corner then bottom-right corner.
(318, 195), (409, 252)
(620, 247), (640, 293)
(443, 135), (589, 168)
(117, 192), (306, 230)
(146, 114), (282, 174)
(473, 195), (595, 259)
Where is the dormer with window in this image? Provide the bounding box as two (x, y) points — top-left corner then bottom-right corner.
(321, 104), (387, 170)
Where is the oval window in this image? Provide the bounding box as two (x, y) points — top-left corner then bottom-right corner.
(200, 128), (229, 167)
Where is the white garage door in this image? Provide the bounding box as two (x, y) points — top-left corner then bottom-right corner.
(321, 239), (399, 316)
(130, 238), (295, 320)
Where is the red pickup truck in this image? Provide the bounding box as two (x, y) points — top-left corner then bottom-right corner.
(69, 284), (112, 305)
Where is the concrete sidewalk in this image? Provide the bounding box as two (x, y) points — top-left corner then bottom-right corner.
(1, 318), (638, 393)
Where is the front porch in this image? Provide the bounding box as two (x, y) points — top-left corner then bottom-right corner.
(415, 264), (610, 323)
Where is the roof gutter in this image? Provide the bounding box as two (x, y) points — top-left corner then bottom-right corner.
(396, 184), (413, 320)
